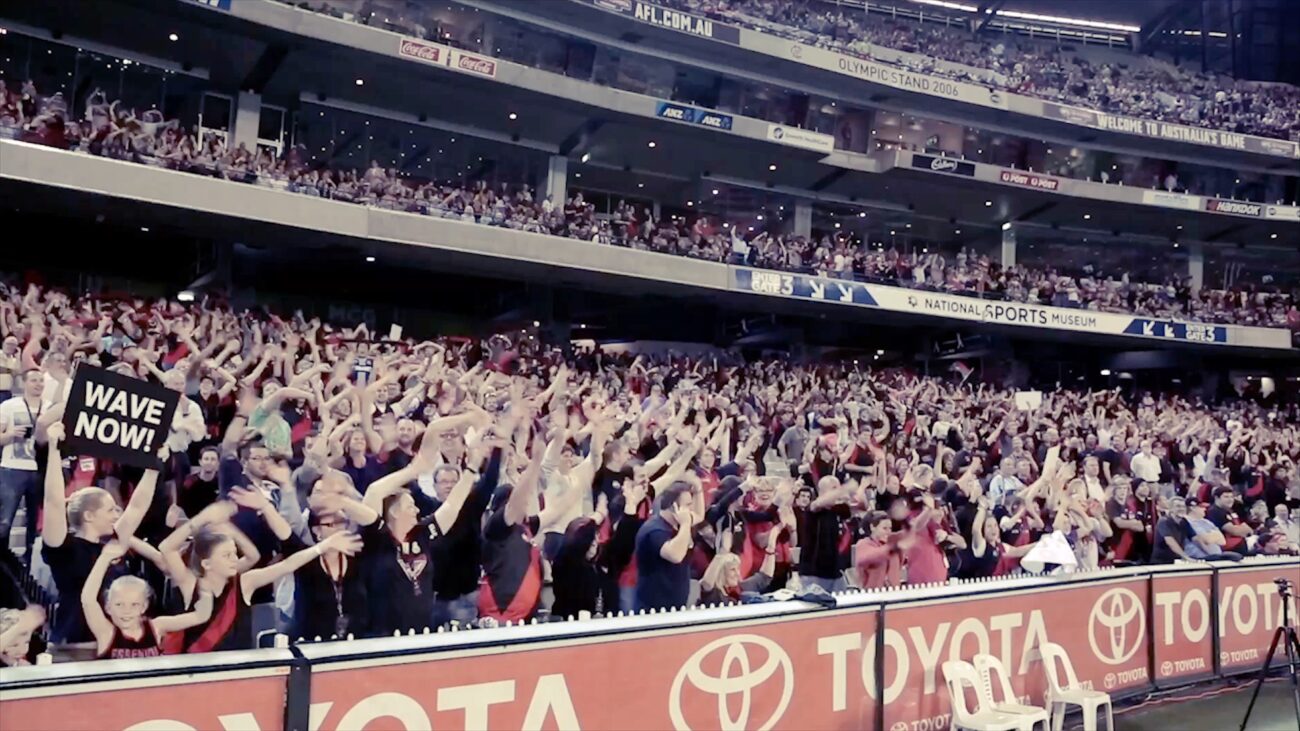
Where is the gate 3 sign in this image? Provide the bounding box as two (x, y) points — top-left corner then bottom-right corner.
(61, 365), (178, 469)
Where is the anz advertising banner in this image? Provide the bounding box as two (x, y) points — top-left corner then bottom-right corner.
(731, 267), (1292, 350)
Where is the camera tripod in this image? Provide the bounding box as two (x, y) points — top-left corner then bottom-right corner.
(1239, 578), (1300, 731)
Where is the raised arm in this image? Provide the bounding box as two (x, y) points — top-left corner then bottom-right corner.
(42, 422), (70, 547)
(240, 531), (362, 600)
(80, 541), (128, 651)
(114, 447), (167, 543)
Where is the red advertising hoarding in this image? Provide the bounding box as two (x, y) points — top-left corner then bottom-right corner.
(881, 577), (1149, 731)
(1151, 571), (1214, 683)
(307, 610), (879, 731)
(1217, 564), (1300, 673)
(0, 671), (288, 731)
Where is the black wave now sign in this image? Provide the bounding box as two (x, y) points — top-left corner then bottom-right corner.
(62, 365), (179, 469)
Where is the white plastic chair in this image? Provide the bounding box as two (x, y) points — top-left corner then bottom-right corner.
(1039, 642), (1114, 731)
(942, 660), (1028, 731)
(974, 654), (1050, 730)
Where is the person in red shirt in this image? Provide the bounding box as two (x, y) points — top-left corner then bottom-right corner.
(854, 512), (908, 589)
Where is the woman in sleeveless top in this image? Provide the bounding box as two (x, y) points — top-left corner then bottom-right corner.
(159, 489), (361, 653)
(82, 541), (214, 659)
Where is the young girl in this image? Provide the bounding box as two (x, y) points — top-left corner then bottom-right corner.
(159, 492), (361, 653)
(81, 541), (213, 659)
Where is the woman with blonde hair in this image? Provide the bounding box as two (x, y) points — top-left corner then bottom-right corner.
(698, 545), (776, 606)
(42, 422), (162, 647)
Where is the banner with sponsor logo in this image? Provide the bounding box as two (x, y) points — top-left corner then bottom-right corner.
(1152, 571), (1216, 684)
(616, 1), (741, 44)
(1266, 205), (1300, 222)
(1204, 198), (1264, 218)
(0, 661), (292, 731)
(1141, 189), (1203, 211)
(3, 561), (1297, 730)
(766, 124), (834, 153)
(883, 577), (1150, 731)
(1039, 101), (1299, 159)
(999, 169), (1061, 191)
(447, 49), (498, 79)
(911, 153), (975, 177)
(303, 611), (878, 731)
(785, 43), (1008, 110)
(1217, 565), (1300, 673)
(397, 36), (450, 67)
(730, 267), (1292, 349)
(656, 101), (734, 131)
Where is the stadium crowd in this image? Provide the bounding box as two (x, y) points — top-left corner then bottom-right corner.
(2, 79), (1297, 335)
(280, 0), (1300, 144)
(0, 279), (1298, 665)
(666, 0), (1300, 143)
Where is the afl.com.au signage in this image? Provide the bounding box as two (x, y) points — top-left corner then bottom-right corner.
(611, 1), (741, 44)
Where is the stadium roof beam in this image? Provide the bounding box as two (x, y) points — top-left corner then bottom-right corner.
(1137, 3), (1189, 52)
(400, 146), (430, 173)
(1011, 200), (1057, 223)
(558, 119), (606, 158)
(810, 169), (847, 193)
(240, 44), (289, 94)
(974, 0), (1007, 33)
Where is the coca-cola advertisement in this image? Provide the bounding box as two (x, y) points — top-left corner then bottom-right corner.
(397, 37), (448, 67)
(449, 50), (498, 79)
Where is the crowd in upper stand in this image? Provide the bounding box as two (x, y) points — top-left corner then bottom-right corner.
(284, 0), (1300, 143)
(0, 279), (1297, 665)
(667, 0), (1300, 143)
(3, 80), (1296, 335)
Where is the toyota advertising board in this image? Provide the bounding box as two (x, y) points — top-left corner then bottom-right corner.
(0, 655), (292, 731)
(1216, 564), (1300, 673)
(1151, 571), (1215, 684)
(881, 577), (1150, 731)
(303, 610), (879, 731)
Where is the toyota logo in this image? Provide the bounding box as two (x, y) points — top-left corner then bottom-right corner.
(1088, 587), (1145, 665)
(669, 634), (794, 731)
(790, 45), (803, 59)
(772, 127), (785, 139)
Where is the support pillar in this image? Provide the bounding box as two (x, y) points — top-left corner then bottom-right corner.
(545, 155), (568, 208)
(1000, 223), (1017, 267)
(232, 91), (262, 151)
(794, 200), (812, 238)
(1188, 241), (1204, 292)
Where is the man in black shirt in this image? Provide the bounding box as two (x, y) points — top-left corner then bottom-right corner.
(633, 482), (695, 612)
(1151, 499), (1191, 564)
(797, 476), (853, 592)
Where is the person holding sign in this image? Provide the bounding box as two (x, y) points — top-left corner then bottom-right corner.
(41, 422), (163, 648)
(81, 540), (214, 659)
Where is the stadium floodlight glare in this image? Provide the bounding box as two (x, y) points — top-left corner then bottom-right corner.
(909, 0), (978, 12)
(1273, 233), (1279, 239)
(508, 112), (517, 120)
(985, 200), (992, 207)
(768, 164), (777, 171)
(580, 153), (590, 163)
(994, 9), (1140, 32)
(1002, 222), (1012, 231)
(168, 33), (178, 41)
(354, 78), (364, 86)
(647, 141), (656, 148)
(365, 256), (375, 262)
(1100, 369), (1112, 376)
(177, 290), (195, 303)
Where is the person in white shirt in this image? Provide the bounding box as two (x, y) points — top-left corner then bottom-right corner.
(162, 369), (206, 473)
(1129, 439), (1162, 485)
(986, 457), (1023, 505)
(1081, 455), (1107, 503)
(0, 335), (20, 401)
(539, 426), (606, 561)
(0, 369), (47, 555)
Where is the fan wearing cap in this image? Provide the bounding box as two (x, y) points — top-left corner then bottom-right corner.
(1182, 497), (1242, 562)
